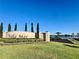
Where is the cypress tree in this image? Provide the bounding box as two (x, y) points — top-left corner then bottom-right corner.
(8, 24), (11, 32)
(1, 22), (3, 38)
(36, 23), (39, 38)
(14, 24), (17, 31)
(0, 24), (1, 38)
(0, 22), (3, 38)
(31, 22), (34, 32)
(1, 22), (3, 32)
(25, 23), (27, 31)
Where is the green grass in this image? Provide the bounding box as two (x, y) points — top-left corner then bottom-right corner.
(0, 42), (79, 59)
(0, 38), (43, 43)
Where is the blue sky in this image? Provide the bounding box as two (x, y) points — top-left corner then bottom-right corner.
(0, 0), (79, 34)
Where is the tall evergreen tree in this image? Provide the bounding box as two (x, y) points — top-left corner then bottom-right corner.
(0, 22), (3, 38)
(1, 22), (3, 32)
(36, 23), (39, 38)
(0, 24), (1, 38)
(8, 24), (11, 32)
(31, 22), (34, 32)
(25, 23), (27, 31)
(14, 24), (17, 31)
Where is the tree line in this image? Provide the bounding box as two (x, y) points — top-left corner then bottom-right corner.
(0, 22), (39, 38)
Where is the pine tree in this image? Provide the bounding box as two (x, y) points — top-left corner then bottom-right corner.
(14, 24), (17, 31)
(56, 32), (61, 39)
(8, 24), (11, 32)
(31, 22), (34, 32)
(36, 23), (39, 38)
(25, 23), (27, 31)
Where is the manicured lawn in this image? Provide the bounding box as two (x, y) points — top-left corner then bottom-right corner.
(0, 42), (79, 59)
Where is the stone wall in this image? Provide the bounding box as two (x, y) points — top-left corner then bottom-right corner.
(3, 31), (35, 38)
(45, 32), (50, 42)
(39, 33), (44, 40)
(3, 31), (50, 42)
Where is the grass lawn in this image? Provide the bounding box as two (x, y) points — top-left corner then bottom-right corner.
(0, 42), (79, 59)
